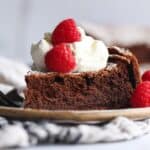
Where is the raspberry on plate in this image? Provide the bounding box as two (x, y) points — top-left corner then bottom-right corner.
(51, 18), (81, 45)
(130, 81), (150, 108)
(142, 70), (150, 81)
(45, 43), (76, 73)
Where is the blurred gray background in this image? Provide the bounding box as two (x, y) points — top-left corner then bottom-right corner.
(0, 0), (150, 63)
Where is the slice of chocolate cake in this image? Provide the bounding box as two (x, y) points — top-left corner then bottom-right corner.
(24, 47), (141, 110)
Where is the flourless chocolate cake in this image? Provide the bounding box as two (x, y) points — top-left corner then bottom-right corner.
(24, 46), (141, 110)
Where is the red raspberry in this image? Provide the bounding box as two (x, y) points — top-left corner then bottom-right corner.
(130, 81), (150, 108)
(142, 70), (150, 81)
(51, 18), (81, 45)
(45, 43), (76, 73)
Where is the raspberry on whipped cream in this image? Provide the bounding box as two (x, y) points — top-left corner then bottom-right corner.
(31, 19), (109, 73)
(45, 43), (76, 73)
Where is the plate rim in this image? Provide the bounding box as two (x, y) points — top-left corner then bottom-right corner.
(0, 106), (150, 121)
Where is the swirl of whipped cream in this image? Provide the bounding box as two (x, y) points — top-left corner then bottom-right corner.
(31, 27), (109, 72)
(31, 39), (52, 71)
(71, 27), (109, 72)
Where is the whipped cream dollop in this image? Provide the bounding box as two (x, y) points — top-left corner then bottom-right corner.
(31, 39), (52, 71)
(31, 27), (109, 72)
